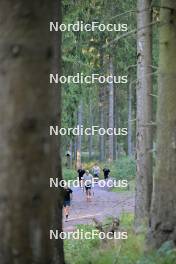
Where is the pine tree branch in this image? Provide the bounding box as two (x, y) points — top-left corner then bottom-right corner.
(153, 5), (176, 11)
(130, 70), (158, 88)
(109, 10), (136, 20)
(62, 55), (92, 69)
(102, 21), (159, 49)
(150, 93), (158, 97)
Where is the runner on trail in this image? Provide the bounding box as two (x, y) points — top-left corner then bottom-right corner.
(92, 163), (100, 179)
(83, 170), (93, 201)
(103, 167), (110, 180)
(63, 185), (73, 222)
(77, 165), (85, 187)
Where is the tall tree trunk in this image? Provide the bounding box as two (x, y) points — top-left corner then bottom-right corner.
(99, 48), (105, 161)
(88, 101), (93, 160)
(73, 138), (77, 163)
(113, 84), (118, 160)
(135, 0), (153, 228)
(0, 1), (64, 264)
(148, 0), (176, 248)
(73, 137), (77, 169)
(76, 101), (83, 169)
(69, 140), (73, 169)
(51, 0), (64, 263)
(108, 57), (114, 162)
(128, 80), (133, 156)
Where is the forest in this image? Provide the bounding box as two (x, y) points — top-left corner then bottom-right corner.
(0, 0), (176, 264)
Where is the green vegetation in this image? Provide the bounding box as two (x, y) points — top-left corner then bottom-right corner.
(64, 224), (100, 264)
(64, 213), (176, 264)
(63, 156), (136, 181)
(109, 157), (136, 181)
(111, 180), (135, 193)
(63, 168), (76, 181)
(61, 0), (137, 162)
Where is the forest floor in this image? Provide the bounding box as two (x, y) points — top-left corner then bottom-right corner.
(63, 182), (135, 231)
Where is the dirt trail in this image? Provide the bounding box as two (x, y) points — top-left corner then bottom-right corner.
(63, 182), (134, 231)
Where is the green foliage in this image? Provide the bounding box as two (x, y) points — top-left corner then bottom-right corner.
(157, 241), (175, 256)
(61, 0), (137, 156)
(63, 168), (76, 181)
(137, 249), (176, 264)
(64, 213), (176, 264)
(63, 157), (136, 183)
(110, 157), (136, 180)
(64, 224), (100, 264)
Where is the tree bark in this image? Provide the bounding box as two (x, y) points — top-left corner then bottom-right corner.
(51, 0), (64, 263)
(135, 0), (153, 228)
(99, 47), (105, 161)
(128, 80), (133, 156)
(113, 81), (118, 160)
(73, 138), (77, 164)
(88, 101), (93, 160)
(108, 57), (114, 162)
(0, 1), (64, 263)
(148, 0), (176, 248)
(76, 102), (83, 169)
(69, 140), (73, 169)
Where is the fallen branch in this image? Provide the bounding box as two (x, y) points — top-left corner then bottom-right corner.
(92, 217), (120, 234)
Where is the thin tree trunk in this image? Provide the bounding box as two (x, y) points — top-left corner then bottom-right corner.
(76, 101), (83, 169)
(108, 57), (114, 162)
(0, 1), (64, 263)
(73, 139), (76, 161)
(135, 0), (153, 228)
(99, 47), (105, 161)
(148, 0), (176, 248)
(128, 80), (132, 156)
(113, 85), (118, 160)
(88, 101), (93, 160)
(69, 140), (73, 169)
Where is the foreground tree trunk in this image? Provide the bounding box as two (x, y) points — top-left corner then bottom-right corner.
(148, 0), (176, 248)
(0, 1), (64, 263)
(135, 0), (153, 228)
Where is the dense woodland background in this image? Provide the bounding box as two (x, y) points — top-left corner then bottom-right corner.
(0, 0), (176, 263)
